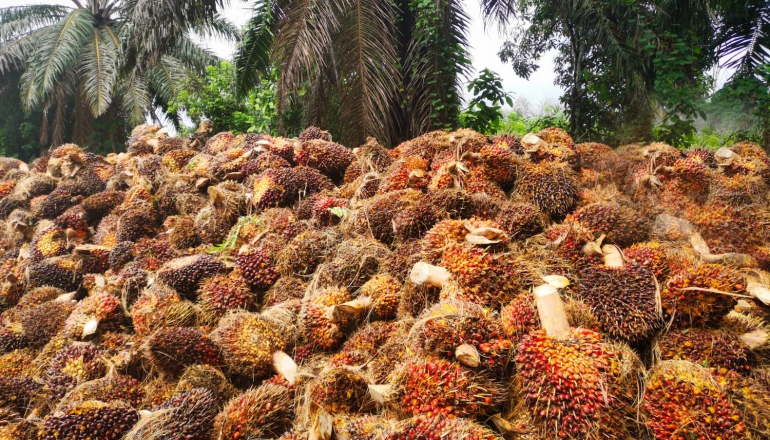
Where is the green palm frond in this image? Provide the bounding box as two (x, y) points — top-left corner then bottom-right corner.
(717, 0), (770, 72)
(172, 35), (220, 73)
(0, 5), (70, 42)
(234, 0), (276, 96)
(334, 0), (402, 146)
(192, 12), (240, 42)
(119, 69), (151, 126)
(78, 26), (120, 116)
(20, 8), (94, 112)
(478, 0), (518, 28)
(0, 28), (46, 73)
(147, 54), (189, 104)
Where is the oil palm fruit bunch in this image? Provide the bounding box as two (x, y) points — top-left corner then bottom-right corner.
(213, 383), (294, 440)
(124, 387), (217, 440)
(39, 400), (140, 440)
(145, 327), (224, 376)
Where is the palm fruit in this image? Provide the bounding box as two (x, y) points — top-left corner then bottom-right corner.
(17, 285), (64, 308)
(0, 313), (26, 353)
(31, 181), (79, 219)
(416, 301), (514, 374)
(58, 375), (144, 409)
(133, 236), (177, 271)
(198, 271), (257, 322)
(477, 143), (519, 191)
(356, 274), (401, 320)
(210, 312), (290, 379)
(251, 167), (302, 210)
(378, 156), (431, 194)
(19, 300), (75, 347)
(520, 132), (578, 169)
(202, 132), (234, 155)
(39, 400), (139, 440)
(566, 201), (648, 247)
(382, 415), (502, 440)
(656, 328), (754, 372)
(308, 367), (370, 415)
(125, 388), (217, 440)
(148, 327), (223, 376)
(348, 189), (421, 244)
(623, 241), (670, 279)
(167, 215), (199, 249)
(495, 202), (546, 240)
(44, 344), (106, 399)
(717, 369), (770, 439)
(27, 257), (82, 291)
(517, 161), (579, 217)
(317, 238), (390, 290)
(263, 277), (306, 308)
(276, 228), (340, 277)
(311, 195), (349, 226)
(429, 160), (470, 190)
(156, 254), (225, 296)
(62, 291), (123, 339)
(0, 348), (35, 378)
(175, 364), (236, 408)
(116, 201), (158, 243)
(662, 260), (744, 327)
(392, 199), (440, 242)
(500, 292), (599, 345)
(93, 214), (119, 248)
(296, 140), (355, 183)
(333, 415), (390, 440)
(392, 356), (506, 419)
(0, 375), (41, 416)
(643, 361), (747, 440)
(243, 151), (291, 177)
(300, 287), (351, 351)
(330, 321), (399, 367)
(29, 226), (69, 263)
(213, 383), (294, 439)
(576, 245), (661, 342)
(162, 148), (197, 172)
(236, 245), (278, 291)
(298, 126), (332, 142)
(515, 278), (639, 439)
(420, 218), (504, 263)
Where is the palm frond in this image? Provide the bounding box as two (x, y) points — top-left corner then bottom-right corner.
(334, 0), (402, 147)
(478, 0), (518, 29)
(146, 54), (188, 104)
(118, 69), (151, 126)
(0, 28), (46, 74)
(20, 8), (94, 112)
(717, 0), (770, 71)
(192, 12), (240, 42)
(272, 0), (346, 113)
(234, 0), (276, 96)
(0, 5), (70, 42)
(78, 26), (120, 116)
(172, 35), (220, 73)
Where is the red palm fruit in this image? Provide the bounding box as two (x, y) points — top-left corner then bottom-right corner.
(198, 271), (257, 321)
(495, 202), (546, 240)
(643, 361), (748, 440)
(125, 388), (217, 440)
(299, 126), (332, 142)
(146, 327), (224, 376)
(357, 274), (402, 320)
(516, 160), (579, 217)
(300, 287), (351, 351)
(296, 139), (355, 183)
(393, 356), (506, 419)
(162, 148), (197, 172)
(577, 245), (662, 342)
(156, 254), (226, 296)
(392, 200), (441, 242)
(210, 312), (290, 379)
(390, 130), (448, 161)
(662, 260), (744, 327)
(213, 384), (294, 440)
(566, 201), (648, 247)
(63, 291), (123, 339)
(330, 321), (399, 367)
(309, 368), (370, 414)
(624, 241), (670, 279)
(39, 400), (139, 440)
(29, 226), (68, 263)
(479, 143), (519, 190)
(235, 244), (277, 291)
(378, 156), (430, 193)
(243, 151), (291, 177)
(656, 328), (755, 372)
(44, 344), (106, 399)
(311, 196), (349, 226)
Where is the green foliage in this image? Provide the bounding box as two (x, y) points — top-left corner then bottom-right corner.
(497, 104), (569, 136)
(170, 61), (278, 135)
(460, 69), (513, 134)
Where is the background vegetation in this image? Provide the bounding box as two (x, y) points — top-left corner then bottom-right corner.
(1, 0), (768, 161)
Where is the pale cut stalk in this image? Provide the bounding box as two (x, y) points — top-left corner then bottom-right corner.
(455, 343), (480, 367)
(738, 330), (768, 351)
(533, 281), (571, 340)
(410, 262), (451, 288)
(272, 350), (298, 385)
(746, 281), (770, 306)
(601, 245), (624, 268)
(308, 409), (333, 440)
(368, 384), (392, 404)
(82, 318), (100, 338)
(54, 291), (78, 302)
(521, 133), (545, 152)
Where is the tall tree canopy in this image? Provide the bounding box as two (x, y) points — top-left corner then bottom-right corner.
(0, 0), (237, 148)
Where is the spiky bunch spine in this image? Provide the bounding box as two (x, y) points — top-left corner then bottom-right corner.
(147, 327), (224, 376)
(317, 238), (390, 290)
(517, 161), (579, 217)
(662, 261), (744, 327)
(213, 384), (293, 439)
(300, 288), (350, 351)
(309, 368), (370, 413)
(276, 228), (339, 277)
(566, 202), (648, 246)
(210, 312), (286, 378)
(397, 357), (505, 419)
(516, 328), (633, 439)
(130, 285), (196, 337)
(577, 262), (661, 342)
(198, 271), (257, 320)
(263, 277), (307, 308)
(17, 285), (64, 308)
(657, 328), (754, 372)
(333, 415), (389, 440)
(643, 362), (747, 440)
(237, 245), (278, 290)
(156, 255), (225, 296)
(175, 365), (236, 407)
(383, 415), (502, 440)
(39, 400), (140, 440)
(392, 200), (440, 242)
(495, 203), (546, 240)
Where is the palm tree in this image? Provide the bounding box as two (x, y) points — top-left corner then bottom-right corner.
(235, 0), (471, 148)
(0, 0), (237, 147)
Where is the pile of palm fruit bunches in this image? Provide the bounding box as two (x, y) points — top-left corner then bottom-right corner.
(0, 121), (769, 440)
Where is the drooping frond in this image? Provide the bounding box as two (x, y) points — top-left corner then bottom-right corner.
(78, 26), (120, 116)
(235, 0), (276, 96)
(0, 5), (70, 42)
(147, 54), (189, 104)
(173, 35), (220, 73)
(20, 8), (93, 112)
(334, 0), (402, 146)
(717, 0), (770, 72)
(404, 0), (472, 134)
(478, 0), (518, 29)
(119, 68), (151, 126)
(191, 12), (240, 42)
(0, 28), (46, 73)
